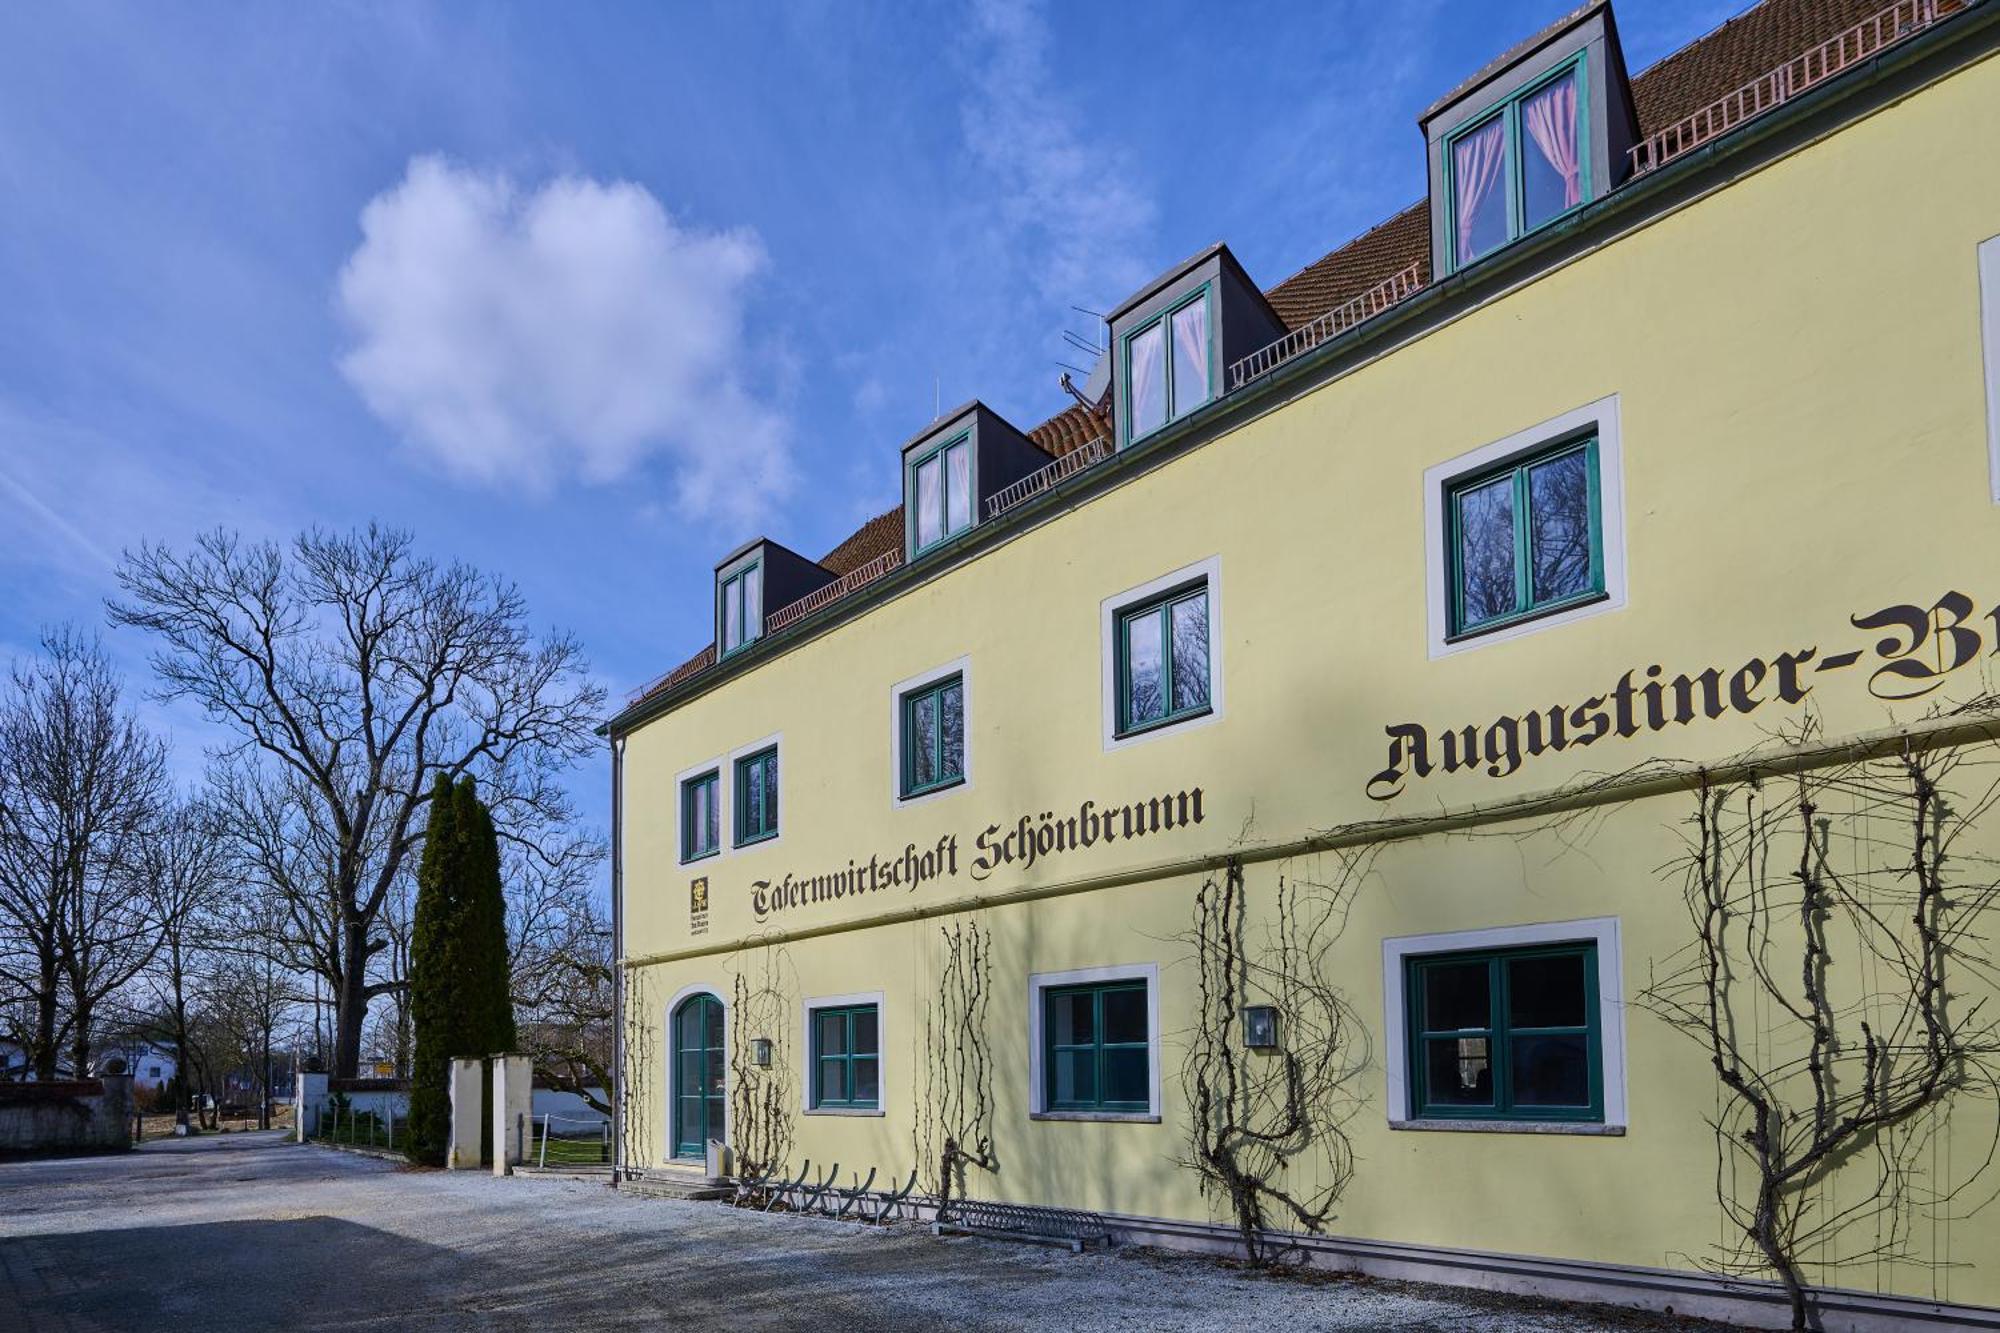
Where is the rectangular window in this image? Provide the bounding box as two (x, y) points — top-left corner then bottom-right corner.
(680, 770), (720, 862)
(1124, 289), (1211, 443)
(810, 1003), (880, 1110)
(1044, 980), (1150, 1113)
(1448, 60), (1587, 271)
(1405, 942), (1601, 1122)
(911, 434), (973, 554)
(734, 746), (779, 846)
(1448, 435), (1602, 637)
(1116, 582), (1211, 737)
(900, 673), (965, 798)
(720, 561), (762, 656)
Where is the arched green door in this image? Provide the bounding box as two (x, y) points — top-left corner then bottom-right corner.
(671, 994), (725, 1159)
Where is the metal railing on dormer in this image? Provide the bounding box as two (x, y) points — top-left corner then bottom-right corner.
(984, 436), (1113, 522)
(1629, 0), (1953, 176)
(1227, 262), (1426, 393)
(765, 546), (904, 635)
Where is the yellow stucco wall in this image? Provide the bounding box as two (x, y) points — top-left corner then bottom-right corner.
(616, 44), (2000, 1310)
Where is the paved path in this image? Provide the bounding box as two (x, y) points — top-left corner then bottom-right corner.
(0, 1134), (1708, 1331)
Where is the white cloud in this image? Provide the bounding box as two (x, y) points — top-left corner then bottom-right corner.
(958, 0), (1154, 314)
(336, 155), (794, 525)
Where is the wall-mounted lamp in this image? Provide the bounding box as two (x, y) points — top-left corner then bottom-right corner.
(1240, 1005), (1279, 1051)
(751, 1037), (773, 1068)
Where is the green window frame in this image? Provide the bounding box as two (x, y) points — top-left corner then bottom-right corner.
(907, 433), (974, 556)
(733, 746), (779, 847)
(810, 1003), (880, 1110)
(1405, 942), (1602, 1123)
(680, 769), (719, 863)
(1115, 581), (1212, 738)
(718, 559), (763, 657)
(1043, 980), (1150, 1114)
(1122, 284), (1214, 446)
(1443, 54), (1592, 274)
(899, 673), (965, 799)
(1446, 434), (1603, 637)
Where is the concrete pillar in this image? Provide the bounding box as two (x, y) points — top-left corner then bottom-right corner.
(447, 1058), (484, 1169)
(491, 1053), (531, 1177)
(295, 1071), (328, 1143)
(98, 1072), (135, 1149)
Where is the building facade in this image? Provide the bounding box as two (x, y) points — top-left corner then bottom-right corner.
(607, 2), (2000, 1326)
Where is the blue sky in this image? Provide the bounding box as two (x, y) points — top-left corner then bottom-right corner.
(0, 0), (1745, 838)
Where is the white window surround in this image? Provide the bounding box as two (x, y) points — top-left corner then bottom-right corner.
(728, 731), (785, 855)
(1423, 395), (1627, 659)
(1380, 915), (1627, 1132)
(674, 754), (729, 867)
(888, 655), (973, 808)
(662, 984), (730, 1164)
(1027, 962), (1163, 1121)
(1981, 235), (2000, 503)
(1099, 555), (1224, 752)
(800, 990), (887, 1117)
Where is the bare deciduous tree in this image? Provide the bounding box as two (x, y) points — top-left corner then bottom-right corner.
(726, 942), (797, 1181)
(0, 628), (169, 1077)
(110, 525), (604, 1076)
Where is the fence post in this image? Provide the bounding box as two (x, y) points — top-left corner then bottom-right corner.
(601, 1120), (609, 1165)
(539, 1113), (549, 1169)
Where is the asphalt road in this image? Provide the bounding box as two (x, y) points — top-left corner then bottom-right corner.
(0, 1134), (1713, 1331)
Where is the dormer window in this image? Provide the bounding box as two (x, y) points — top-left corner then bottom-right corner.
(1420, 2), (1637, 283)
(899, 403), (1053, 560)
(720, 559), (762, 655)
(1105, 245), (1281, 452)
(1127, 289), (1211, 442)
(1449, 60), (1587, 270)
(911, 432), (973, 554)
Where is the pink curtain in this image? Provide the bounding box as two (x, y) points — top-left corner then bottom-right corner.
(1524, 77), (1581, 209)
(1453, 117), (1506, 267)
(1130, 323), (1165, 435)
(1170, 298), (1210, 416)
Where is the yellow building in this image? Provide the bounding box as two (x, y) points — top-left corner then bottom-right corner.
(605, 1), (2000, 1326)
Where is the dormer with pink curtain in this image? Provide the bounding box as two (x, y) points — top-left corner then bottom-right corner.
(1419, 0), (1640, 279)
(1104, 243), (1286, 453)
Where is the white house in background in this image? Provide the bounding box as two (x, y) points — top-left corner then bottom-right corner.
(104, 1043), (177, 1090)
(0, 1042), (73, 1081)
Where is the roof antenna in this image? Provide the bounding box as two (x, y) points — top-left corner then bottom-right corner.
(934, 376), (941, 422)
(1059, 372), (1096, 413)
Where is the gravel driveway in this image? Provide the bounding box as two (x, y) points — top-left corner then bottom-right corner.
(0, 1134), (1713, 1331)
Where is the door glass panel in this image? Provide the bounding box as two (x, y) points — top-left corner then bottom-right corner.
(1528, 448), (1592, 604)
(1124, 608), (1165, 726)
(1456, 475), (1517, 626)
(1422, 959), (1490, 1031)
(1507, 953), (1587, 1028)
(1169, 593), (1209, 713)
(1511, 1034), (1589, 1105)
(1426, 1036), (1493, 1105)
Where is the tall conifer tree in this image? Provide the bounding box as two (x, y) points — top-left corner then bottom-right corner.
(406, 775), (516, 1164)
